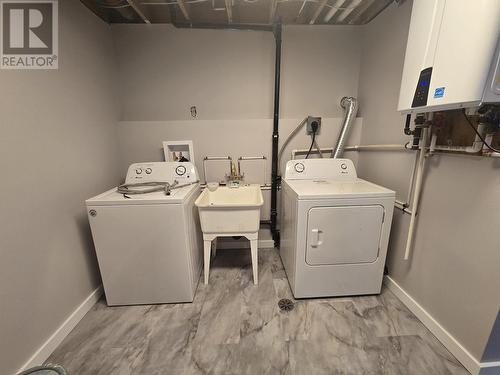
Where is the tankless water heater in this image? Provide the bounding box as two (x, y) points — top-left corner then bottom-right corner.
(398, 0), (500, 114)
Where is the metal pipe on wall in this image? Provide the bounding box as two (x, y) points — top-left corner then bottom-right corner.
(332, 97), (358, 158)
(404, 126), (429, 260)
(344, 144), (409, 152)
(395, 200), (413, 215)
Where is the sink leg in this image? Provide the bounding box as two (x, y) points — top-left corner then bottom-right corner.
(250, 239), (258, 285)
(204, 240), (211, 284)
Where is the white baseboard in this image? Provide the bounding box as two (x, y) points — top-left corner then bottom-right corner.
(17, 286), (103, 373)
(384, 276), (482, 375)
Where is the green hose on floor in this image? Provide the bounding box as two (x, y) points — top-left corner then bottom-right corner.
(17, 364), (67, 375)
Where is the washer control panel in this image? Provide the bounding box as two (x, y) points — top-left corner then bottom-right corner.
(284, 159), (357, 180)
(125, 162), (198, 184)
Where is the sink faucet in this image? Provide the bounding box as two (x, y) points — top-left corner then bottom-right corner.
(227, 161), (244, 188)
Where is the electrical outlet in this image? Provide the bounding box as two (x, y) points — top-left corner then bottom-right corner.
(306, 116), (321, 135)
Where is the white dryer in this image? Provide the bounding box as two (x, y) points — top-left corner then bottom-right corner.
(86, 162), (202, 306)
(280, 158), (395, 298)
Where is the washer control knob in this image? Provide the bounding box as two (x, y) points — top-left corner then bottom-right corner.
(341, 163), (347, 170)
(176, 165), (187, 176)
(294, 162), (305, 173)
(145, 168), (152, 174)
(135, 168), (143, 174)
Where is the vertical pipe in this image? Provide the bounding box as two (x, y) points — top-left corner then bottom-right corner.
(270, 23), (282, 246)
(404, 126), (428, 260)
(331, 97), (358, 158)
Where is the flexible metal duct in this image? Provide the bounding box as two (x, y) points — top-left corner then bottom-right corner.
(331, 96), (358, 158)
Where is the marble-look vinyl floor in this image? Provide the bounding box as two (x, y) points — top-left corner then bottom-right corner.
(47, 248), (470, 375)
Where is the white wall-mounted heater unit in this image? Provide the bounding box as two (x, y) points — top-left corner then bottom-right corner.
(398, 0), (500, 114)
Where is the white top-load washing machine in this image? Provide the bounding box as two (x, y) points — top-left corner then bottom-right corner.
(86, 162), (202, 306)
(280, 158), (395, 298)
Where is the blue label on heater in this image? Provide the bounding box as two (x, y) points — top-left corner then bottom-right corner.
(434, 87), (445, 98)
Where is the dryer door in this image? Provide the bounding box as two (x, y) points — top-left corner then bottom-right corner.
(306, 205), (384, 265)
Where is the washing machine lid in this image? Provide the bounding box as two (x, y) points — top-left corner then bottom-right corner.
(286, 178), (395, 200)
(86, 184), (198, 206)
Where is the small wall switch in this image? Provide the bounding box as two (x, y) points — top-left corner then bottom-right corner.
(306, 116), (322, 135)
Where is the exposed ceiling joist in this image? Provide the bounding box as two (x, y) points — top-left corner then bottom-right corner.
(81, 0), (394, 26)
(336, 0), (362, 23)
(225, 0), (233, 23)
(309, 0), (328, 25)
(323, 0), (344, 23)
(177, 0), (191, 21)
(296, 0), (308, 20)
(346, 0), (376, 24)
(126, 0), (150, 24)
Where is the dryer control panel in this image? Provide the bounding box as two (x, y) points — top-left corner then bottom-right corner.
(284, 159), (357, 180)
(125, 162), (199, 184)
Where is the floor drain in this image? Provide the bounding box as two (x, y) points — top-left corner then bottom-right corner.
(278, 298), (294, 312)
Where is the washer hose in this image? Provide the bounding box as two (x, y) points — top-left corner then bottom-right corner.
(117, 180), (199, 196)
(17, 364), (67, 375)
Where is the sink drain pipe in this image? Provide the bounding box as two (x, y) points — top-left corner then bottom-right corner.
(172, 21), (283, 247)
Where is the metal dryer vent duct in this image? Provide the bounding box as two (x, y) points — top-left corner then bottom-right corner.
(331, 97), (358, 158)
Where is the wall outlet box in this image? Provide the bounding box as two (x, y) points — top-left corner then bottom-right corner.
(306, 116), (322, 135)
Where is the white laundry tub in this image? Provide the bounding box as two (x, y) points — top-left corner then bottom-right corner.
(195, 184), (263, 234)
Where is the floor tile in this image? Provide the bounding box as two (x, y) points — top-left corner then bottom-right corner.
(46, 248), (470, 375)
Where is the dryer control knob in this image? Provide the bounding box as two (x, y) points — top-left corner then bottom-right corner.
(341, 163), (347, 170)
(294, 162), (305, 173)
(176, 165), (187, 176)
(135, 168), (143, 174)
(145, 168), (152, 174)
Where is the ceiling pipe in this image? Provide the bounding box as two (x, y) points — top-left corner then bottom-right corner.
(347, 0), (376, 24)
(336, 0), (362, 23)
(323, 0), (345, 23)
(269, 0), (278, 24)
(173, 22), (272, 31)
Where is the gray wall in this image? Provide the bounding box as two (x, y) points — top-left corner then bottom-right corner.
(117, 118), (362, 221)
(112, 24), (364, 220)
(0, 2), (120, 374)
(111, 24), (361, 121)
(356, 1), (500, 361)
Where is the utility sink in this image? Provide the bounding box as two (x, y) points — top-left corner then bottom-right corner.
(195, 184), (264, 234)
